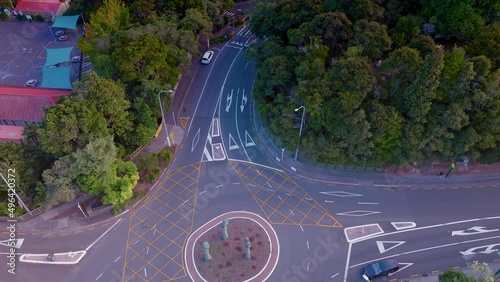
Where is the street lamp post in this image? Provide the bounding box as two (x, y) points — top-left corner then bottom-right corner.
(158, 90), (174, 147)
(294, 105), (305, 161)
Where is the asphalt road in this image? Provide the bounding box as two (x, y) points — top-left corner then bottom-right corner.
(5, 7), (500, 282)
(347, 217), (500, 281)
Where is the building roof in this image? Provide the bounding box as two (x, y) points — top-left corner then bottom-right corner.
(0, 86), (71, 138)
(0, 125), (24, 143)
(15, 0), (61, 15)
(0, 94), (55, 122)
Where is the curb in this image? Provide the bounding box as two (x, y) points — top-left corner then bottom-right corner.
(19, 250), (86, 265)
(184, 211), (280, 282)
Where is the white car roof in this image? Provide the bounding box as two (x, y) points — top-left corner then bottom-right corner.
(203, 51), (214, 59)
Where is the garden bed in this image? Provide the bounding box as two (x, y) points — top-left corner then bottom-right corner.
(194, 218), (271, 282)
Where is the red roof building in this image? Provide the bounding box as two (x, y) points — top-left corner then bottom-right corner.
(15, 0), (62, 15)
(0, 86), (71, 143)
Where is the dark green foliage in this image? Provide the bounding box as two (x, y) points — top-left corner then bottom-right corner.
(234, 19), (244, 26)
(251, 0), (500, 167)
(0, 203), (24, 217)
(438, 269), (477, 282)
(350, 19), (392, 59)
(390, 16), (421, 47)
(34, 14), (45, 22)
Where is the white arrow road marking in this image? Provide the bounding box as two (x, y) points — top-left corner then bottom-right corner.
(460, 243), (500, 256)
(225, 89), (233, 112)
(245, 130), (255, 147)
(452, 226), (499, 236)
(191, 128), (200, 152)
(240, 89), (247, 113)
(228, 133), (239, 150)
(203, 147), (213, 161)
(389, 263), (413, 276)
(376, 241), (406, 254)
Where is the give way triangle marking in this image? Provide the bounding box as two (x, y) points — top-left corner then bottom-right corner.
(389, 262), (413, 276)
(228, 133), (239, 150)
(245, 131), (255, 147)
(376, 240), (406, 254)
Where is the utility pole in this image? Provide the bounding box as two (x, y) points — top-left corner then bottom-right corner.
(158, 90), (174, 147)
(294, 106), (305, 161)
(77, 203), (88, 218)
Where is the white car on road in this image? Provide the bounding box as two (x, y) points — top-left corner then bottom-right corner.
(201, 51), (214, 64)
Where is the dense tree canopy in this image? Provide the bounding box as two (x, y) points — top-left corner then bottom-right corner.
(2, 0), (223, 214)
(250, 0), (500, 167)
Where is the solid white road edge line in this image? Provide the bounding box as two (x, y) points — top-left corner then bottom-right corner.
(85, 218), (123, 251)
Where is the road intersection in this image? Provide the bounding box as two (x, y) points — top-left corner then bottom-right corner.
(2, 11), (500, 282)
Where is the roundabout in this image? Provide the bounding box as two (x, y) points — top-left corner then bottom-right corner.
(184, 211), (280, 282)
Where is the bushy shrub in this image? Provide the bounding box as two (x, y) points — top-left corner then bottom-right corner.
(34, 14), (44, 22)
(234, 19), (244, 27)
(146, 167), (160, 182)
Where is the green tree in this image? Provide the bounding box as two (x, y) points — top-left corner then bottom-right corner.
(437, 47), (475, 105)
(424, 103), (471, 158)
(85, 0), (130, 38)
(471, 70), (500, 152)
(380, 47), (422, 99)
(155, 0), (199, 16)
(113, 33), (187, 87)
(366, 102), (404, 165)
(127, 98), (158, 147)
(408, 35), (436, 58)
(254, 54), (296, 102)
(344, 0), (384, 22)
(350, 20), (392, 59)
(324, 57), (375, 108)
(421, 0), (485, 41)
(72, 72), (132, 139)
(308, 12), (352, 60)
(399, 46), (444, 122)
(466, 25), (500, 69)
(469, 56), (492, 81)
(71, 136), (117, 195)
(37, 96), (109, 157)
(179, 8), (212, 35)
(42, 156), (79, 209)
(390, 16), (421, 47)
(102, 161), (139, 207)
(77, 0), (130, 79)
(128, 0), (156, 24)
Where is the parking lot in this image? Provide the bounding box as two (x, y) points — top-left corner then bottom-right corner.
(0, 19), (83, 87)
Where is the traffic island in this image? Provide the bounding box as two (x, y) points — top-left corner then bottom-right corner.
(19, 250), (86, 264)
(185, 211), (279, 282)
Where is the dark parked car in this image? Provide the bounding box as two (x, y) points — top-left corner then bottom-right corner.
(363, 258), (400, 280)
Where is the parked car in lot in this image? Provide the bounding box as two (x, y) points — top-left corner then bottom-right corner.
(201, 51), (214, 64)
(363, 258), (400, 280)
